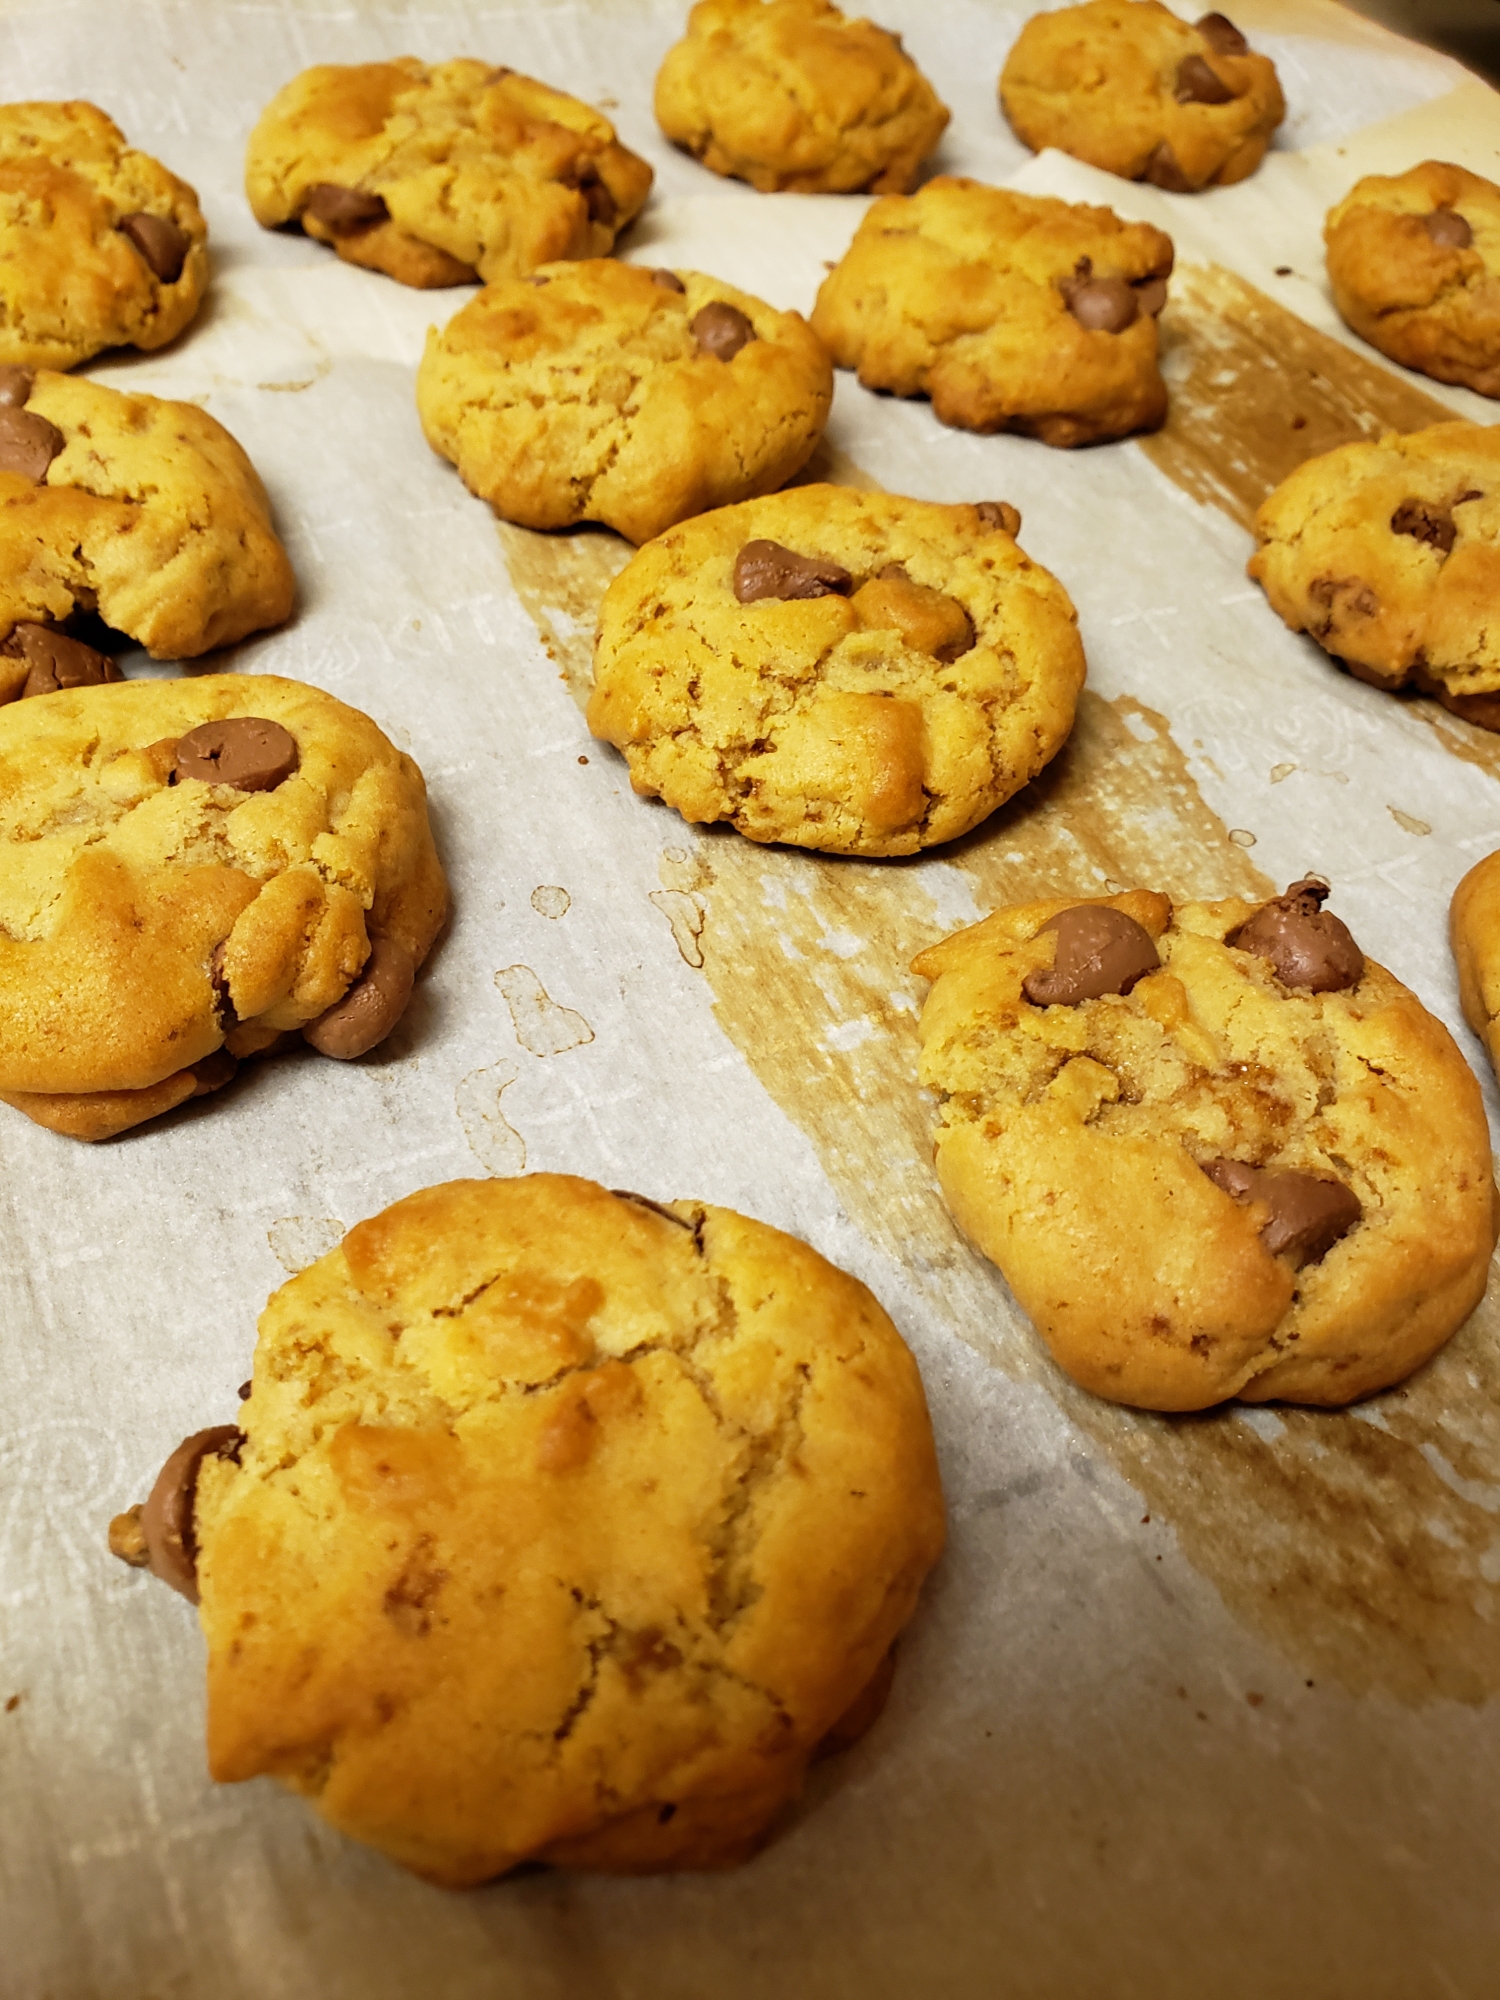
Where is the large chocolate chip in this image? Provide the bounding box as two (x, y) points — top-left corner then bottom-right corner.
(567, 165), (616, 227)
(1201, 1159), (1362, 1269)
(1176, 54), (1236, 103)
(134, 1425), (244, 1602)
(732, 539), (852, 603)
(975, 501), (1022, 537)
(692, 301), (756, 361)
(1060, 259), (1139, 333)
(304, 183), (390, 233)
(1196, 11), (1249, 54)
(302, 935), (415, 1060)
(652, 268), (686, 292)
(0, 365), (33, 408)
(1144, 141), (1194, 192)
(1227, 878), (1364, 993)
(1391, 498), (1457, 554)
(1, 622), (121, 696)
(1134, 276), (1169, 317)
(0, 406), (63, 482)
(174, 718), (300, 792)
(1022, 905), (1162, 1007)
(119, 212), (191, 283)
(1423, 208), (1473, 250)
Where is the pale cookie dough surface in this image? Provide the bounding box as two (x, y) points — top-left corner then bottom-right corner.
(1249, 421), (1500, 729)
(246, 59), (653, 289)
(0, 370), (294, 662)
(189, 1174), (946, 1886)
(999, 2), (1284, 195)
(418, 261), (833, 545)
(810, 176), (1173, 447)
(587, 484), (1086, 857)
(1325, 161), (1500, 400)
(0, 674), (446, 1140)
(0, 101), (207, 370)
(1451, 849), (1500, 1081)
(913, 890), (1497, 1411)
(654, 0), (949, 196)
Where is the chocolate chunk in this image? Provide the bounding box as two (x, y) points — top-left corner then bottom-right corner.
(174, 717), (300, 792)
(577, 170), (616, 227)
(303, 935), (416, 1060)
(1201, 1159), (1361, 1269)
(1134, 276), (1169, 317)
(303, 183), (389, 233)
(1176, 54), (1236, 103)
(0, 365), (33, 408)
(1144, 141), (1194, 192)
(0, 406), (62, 482)
(1391, 499), (1457, 554)
(975, 501), (1022, 537)
(119, 212), (191, 283)
(1060, 259), (1139, 333)
(1022, 905), (1161, 1007)
(651, 268), (686, 292)
(732, 539), (852, 603)
(1226, 877), (1363, 993)
(135, 1425), (244, 1602)
(692, 301), (756, 361)
(1, 622), (120, 696)
(237, 1380), (253, 1401)
(1196, 11), (1249, 54)
(1423, 207), (1473, 250)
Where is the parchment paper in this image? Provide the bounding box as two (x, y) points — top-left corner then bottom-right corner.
(3, 4), (1499, 1996)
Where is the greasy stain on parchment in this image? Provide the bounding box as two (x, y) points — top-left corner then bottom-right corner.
(497, 440), (1500, 1704)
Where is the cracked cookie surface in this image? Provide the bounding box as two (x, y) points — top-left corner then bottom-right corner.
(246, 59), (653, 288)
(913, 889), (1496, 1411)
(654, 0), (948, 195)
(999, 2), (1284, 194)
(0, 101), (208, 369)
(1325, 161), (1500, 398)
(810, 176), (1173, 447)
(417, 260), (832, 544)
(587, 484), (1085, 855)
(191, 1173), (945, 1885)
(0, 674), (446, 1141)
(1249, 420), (1500, 728)
(0, 370), (294, 662)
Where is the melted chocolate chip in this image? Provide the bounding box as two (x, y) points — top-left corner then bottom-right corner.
(651, 268), (686, 292)
(119, 212), (191, 283)
(1196, 11), (1249, 54)
(732, 540), (852, 603)
(174, 717), (300, 792)
(0, 406), (62, 482)
(1201, 1159), (1362, 1269)
(975, 501), (1022, 537)
(692, 301), (757, 361)
(1423, 207), (1473, 250)
(1391, 499), (1457, 554)
(135, 1425), (244, 1602)
(0, 365), (33, 408)
(304, 184), (389, 233)
(1176, 53), (1236, 103)
(1, 623), (121, 696)
(1144, 141), (1194, 193)
(1060, 259), (1139, 333)
(302, 935), (415, 1060)
(1134, 276), (1170, 317)
(1022, 905), (1161, 1007)
(1227, 878), (1364, 993)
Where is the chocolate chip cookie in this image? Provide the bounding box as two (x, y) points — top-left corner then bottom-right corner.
(1249, 420), (1500, 728)
(0, 369), (294, 667)
(418, 261), (833, 545)
(1326, 161), (1500, 398)
(246, 60), (653, 288)
(1000, 3), (1284, 194)
(588, 485), (1084, 856)
(0, 675), (447, 1141)
(108, 1174), (946, 1884)
(1450, 849), (1500, 1080)
(0, 101), (207, 369)
(913, 883), (1497, 1410)
(655, 0), (949, 195)
(811, 176), (1173, 447)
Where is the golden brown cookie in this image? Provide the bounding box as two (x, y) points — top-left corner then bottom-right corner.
(1325, 161), (1500, 398)
(1248, 420), (1500, 729)
(0, 369), (294, 665)
(0, 675), (446, 1142)
(654, 0), (949, 195)
(0, 101), (207, 369)
(587, 484), (1085, 856)
(417, 261), (833, 545)
(913, 883), (1497, 1410)
(1450, 849), (1500, 1079)
(999, 3), (1284, 194)
(810, 176), (1173, 447)
(245, 59), (652, 288)
(108, 1174), (946, 1885)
